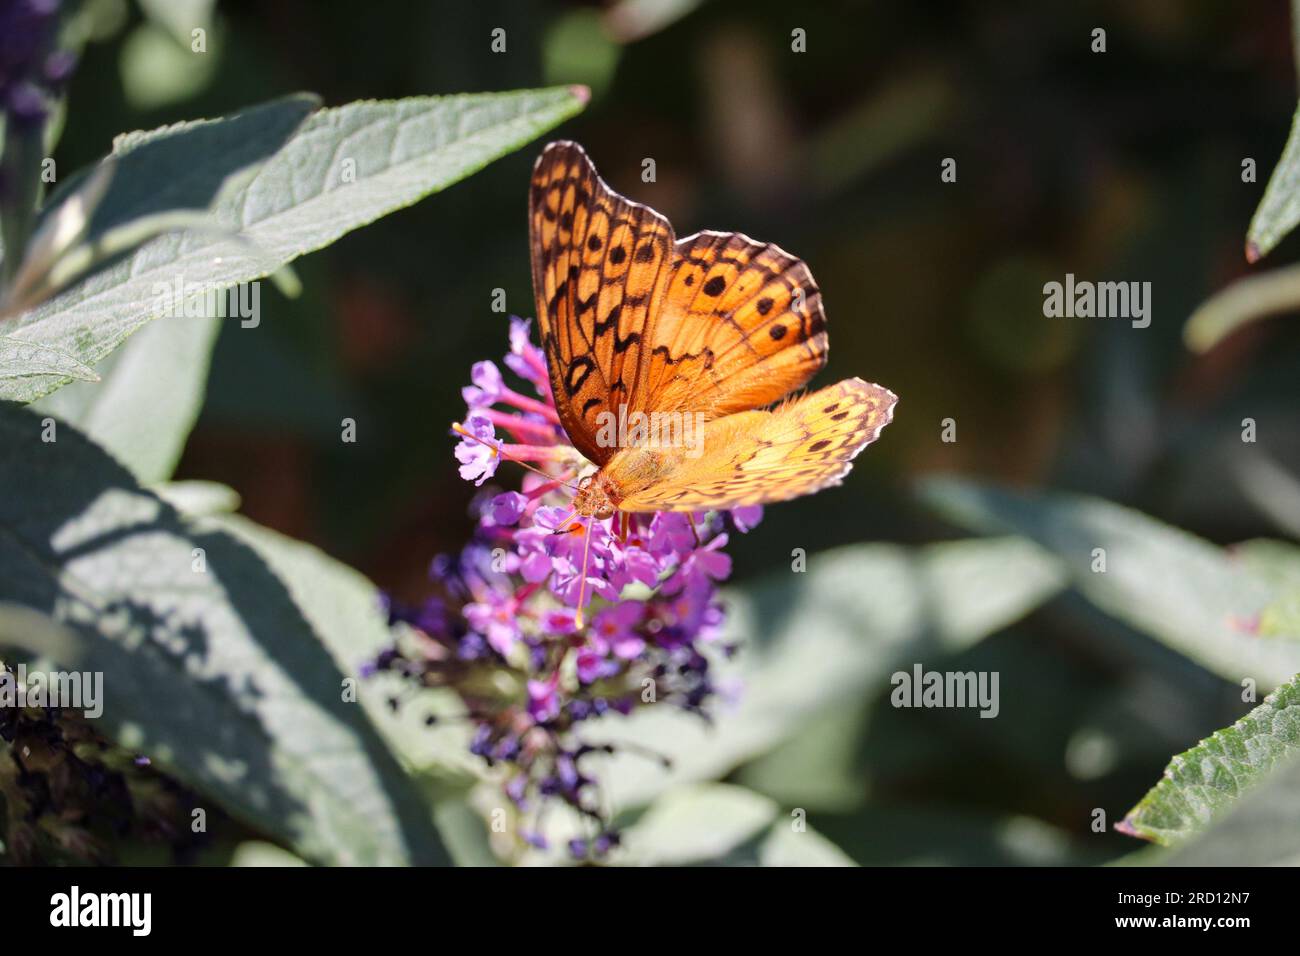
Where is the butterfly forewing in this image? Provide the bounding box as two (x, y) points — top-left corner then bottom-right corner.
(529, 141), (674, 465)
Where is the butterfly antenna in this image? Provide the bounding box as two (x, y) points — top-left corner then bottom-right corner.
(574, 515), (595, 631)
(451, 422), (583, 492)
(686, 512), (702, 548)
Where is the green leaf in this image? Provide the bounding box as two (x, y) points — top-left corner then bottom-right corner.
(619, 784), (778, 865)
(583, 536), (1065, 814)
(0, 110), (45, 288)
(1246, 0), (1300, 267)
(2, 85), (588, 402)
(150, 479), (241, 517)
(1158, 753), (1300, 865)
(1183, 262), (1300, 352)
(432, 799), (501, 867)
(137, 0), (218, 47)
(1120, 674), (1300, 846)
(757, 821), (857, 867)
(1247, 102), (1300, 262)
(1234, 539), (1300, 636)
(0, 93), (314, 397)
(0, 601), (82, 662)
(1232, 453), (1300, 539)
(229, 840), (308, 867)
(1264, 590), (1300, 638)
(31, 315), (221, 482)
(735, 700), (871, 813)
(615, 783), (856, 866)
(207, 512), (483, 784)
(919, 477), (1300, 686)
(121, 22), (220, 111)
(0, 401), (447, 865)
(0, 336), (99, 383)
(511, 537), (1061, 860)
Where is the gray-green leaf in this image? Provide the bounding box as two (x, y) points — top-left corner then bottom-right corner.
(0, 401), (446, 865)
(1182, 261), (1300, 353)
(1158, 753), (1300, 865)
(1121, 674), (1300, 846)
(584, 536), (1065, 814)
(919, 477), (1300, 686)
(2, 85), (588, 403)
(616, 783), (856, 867)
(208, 512), (483, 784)
(0, 336), (99, 383)
(1248, 100), (1300, 262)
(31, 315), (221, 482)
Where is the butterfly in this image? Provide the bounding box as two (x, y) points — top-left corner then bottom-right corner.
(527, 141), (897, 521)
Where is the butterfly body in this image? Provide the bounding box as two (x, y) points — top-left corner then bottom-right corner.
(530, 141), (896, 516)
(571, 470), (622, 519)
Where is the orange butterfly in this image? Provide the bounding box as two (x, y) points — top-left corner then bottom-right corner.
(527, 141), (897, 521)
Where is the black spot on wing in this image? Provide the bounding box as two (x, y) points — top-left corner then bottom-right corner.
(565, 355), (596, 396)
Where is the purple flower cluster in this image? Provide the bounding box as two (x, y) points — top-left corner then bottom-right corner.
(368, 317), (758, 860)
(0, 0), (74, 130)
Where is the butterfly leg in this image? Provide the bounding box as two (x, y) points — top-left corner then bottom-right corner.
(574, 516), (596, 631)
(686, 512), (701, 548)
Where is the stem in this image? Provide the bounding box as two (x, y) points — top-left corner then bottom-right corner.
(0, 116), (45, 290)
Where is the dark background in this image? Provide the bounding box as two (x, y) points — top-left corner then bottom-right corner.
(50, 0), (1300, 863)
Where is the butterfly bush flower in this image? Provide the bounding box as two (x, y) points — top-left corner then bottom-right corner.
(0, 0), (74, 131)
(367, 317), (758, 860)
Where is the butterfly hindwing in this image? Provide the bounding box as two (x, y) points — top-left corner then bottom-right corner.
(529, 141), (674, 465)
(614, 378), (897, 512)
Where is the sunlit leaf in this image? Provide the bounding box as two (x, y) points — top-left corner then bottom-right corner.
(1247, 102), (1300, 262)
(31, 315), (221, 483)
(1121, 674), (1300, 846)
(208, 512), (484, 785)
(1183, 262), (1300, 352)
(0, 402), (447, 865)
(614, 783), (857, 866)
(0, 336), (99, 384)
(919, 477), (1300, 686)
(2, 86), (588, 402)
(584, 536), (1065, 813)
(1157, 753), (1300, 865)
